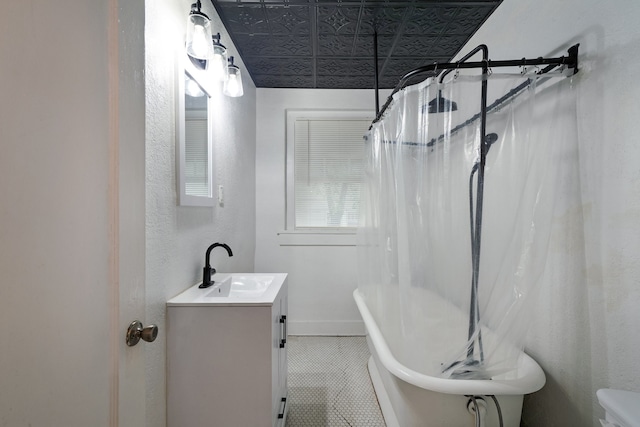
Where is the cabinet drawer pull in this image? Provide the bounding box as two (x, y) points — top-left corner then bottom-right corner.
(278, 397), (287, 419)
(279, 315), (287, 348)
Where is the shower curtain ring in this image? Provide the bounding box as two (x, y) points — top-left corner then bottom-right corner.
(483, 59), (492, 76)
(483, 59), (493, 76)
(558, 56), (568, 73)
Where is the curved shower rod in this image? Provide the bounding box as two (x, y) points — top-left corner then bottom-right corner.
(372, 43), (579, 124)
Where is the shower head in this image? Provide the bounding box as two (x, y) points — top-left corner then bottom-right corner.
(484, 133), (499, 154)
(485, 133), (498, 145)
(471, 133), (500, 174)
(426, 90), (458, 114)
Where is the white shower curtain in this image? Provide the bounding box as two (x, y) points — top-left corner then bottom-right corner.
(357, 69), (578, 379)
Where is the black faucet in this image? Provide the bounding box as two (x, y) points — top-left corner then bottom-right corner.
(200, 242), (233, 288)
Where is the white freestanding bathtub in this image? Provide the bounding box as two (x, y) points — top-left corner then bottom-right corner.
(353, 289), (545, 427)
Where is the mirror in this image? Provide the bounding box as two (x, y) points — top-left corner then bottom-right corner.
(177, 60), (214, 206)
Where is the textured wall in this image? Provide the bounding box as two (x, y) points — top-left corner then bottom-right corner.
(455, 0), (640, 425)
(145, 1), (256, 425)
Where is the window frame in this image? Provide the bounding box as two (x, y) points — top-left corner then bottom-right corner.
(284, 109), (374, 236)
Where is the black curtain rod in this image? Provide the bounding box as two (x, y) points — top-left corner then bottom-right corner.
(372, 44), (579, 126)
(424, 61), (565, 147)
(374, 31), (380, 115)
(365, 61), (571, 147)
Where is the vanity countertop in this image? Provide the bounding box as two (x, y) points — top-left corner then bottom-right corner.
(167, 273), (287, 307)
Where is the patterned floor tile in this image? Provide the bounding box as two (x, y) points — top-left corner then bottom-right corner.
(286, 336), (386, 427)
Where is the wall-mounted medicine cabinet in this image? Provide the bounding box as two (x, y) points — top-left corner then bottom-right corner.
(176, 57), (214, 206)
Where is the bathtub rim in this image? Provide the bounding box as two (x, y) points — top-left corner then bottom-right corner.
(353, 288), (546, 395)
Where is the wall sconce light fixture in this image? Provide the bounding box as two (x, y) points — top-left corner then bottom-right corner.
(185, 3), (244, 98)
(186, 1), (214, 60)
(210, 33), (228, 82)
(223, 56), (244, 98)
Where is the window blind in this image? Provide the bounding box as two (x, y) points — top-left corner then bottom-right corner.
(184, 113), (209, 197)
(294, 118), (370, 228)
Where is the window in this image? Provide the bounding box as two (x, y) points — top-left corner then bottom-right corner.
(286, 110), (373, 232)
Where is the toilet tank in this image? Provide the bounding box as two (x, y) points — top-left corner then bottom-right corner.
(597, 389), (640, 427)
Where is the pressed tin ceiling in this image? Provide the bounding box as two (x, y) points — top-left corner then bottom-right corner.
(210, 0), (502, 89)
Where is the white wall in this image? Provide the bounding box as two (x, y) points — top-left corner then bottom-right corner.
(255, 89), (389, 335)
(145, 1), (256, 425)
(455, 1), (640, 425)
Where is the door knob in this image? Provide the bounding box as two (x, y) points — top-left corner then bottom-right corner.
(126, 320), (158, 346)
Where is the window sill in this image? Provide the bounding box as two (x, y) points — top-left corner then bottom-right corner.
(277, 231), (357, 246)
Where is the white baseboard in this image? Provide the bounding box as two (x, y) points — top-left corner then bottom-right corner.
(288, 320), (365, 336)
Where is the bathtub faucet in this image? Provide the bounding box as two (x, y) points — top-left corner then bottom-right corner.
(200, 242), (233, 288)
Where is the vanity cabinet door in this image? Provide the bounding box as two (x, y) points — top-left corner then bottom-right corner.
(278, 287), (288, 403)
(272, 279), (289, 426)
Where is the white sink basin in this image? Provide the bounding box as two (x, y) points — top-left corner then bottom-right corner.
(205, 275), (273, 298)
(167, 273), (287, 306)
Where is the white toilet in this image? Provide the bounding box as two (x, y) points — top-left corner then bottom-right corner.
(597, 388), (640, 427)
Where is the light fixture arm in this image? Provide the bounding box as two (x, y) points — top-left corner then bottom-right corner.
(190, 0), (208, 18)
(191, 0), (203, 15)
(212, 32), (223, 46)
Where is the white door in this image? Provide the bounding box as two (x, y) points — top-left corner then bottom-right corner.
(0, 1), (148, 426)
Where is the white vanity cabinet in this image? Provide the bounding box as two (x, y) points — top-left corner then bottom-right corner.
(167, 274), (288, 427)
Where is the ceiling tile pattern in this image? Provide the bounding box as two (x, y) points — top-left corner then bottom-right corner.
(211, 0), (502, 89)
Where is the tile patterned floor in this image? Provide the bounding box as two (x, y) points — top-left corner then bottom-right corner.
(285, 336), (386, 427)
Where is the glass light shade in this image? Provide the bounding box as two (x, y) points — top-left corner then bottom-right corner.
(223, 65), (244, 97)
(186, 13), (213, 60)
(210, 44), (228, 82)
